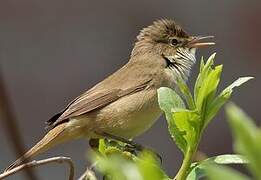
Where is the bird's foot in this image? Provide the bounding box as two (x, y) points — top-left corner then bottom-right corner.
(91, 132), (162, 164)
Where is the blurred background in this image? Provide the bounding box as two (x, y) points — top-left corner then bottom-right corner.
(0, 0), (260, 179)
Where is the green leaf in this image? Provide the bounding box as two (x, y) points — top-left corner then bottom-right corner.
(205, 154), (248, 164)
(137, 151), (170, 180)
(157, 87), (187, 154)
(157, 87), (186, 113)
(172, 109), (200, 149)
(187, 154), (247, 180)
(176, 78), (195, 110)
(222, 77), (254, 95)
(186, 165), (205, 180)
(205, 165), (249, 180)
(91, 151), (168, 180)
(98, 139), (107, 155)
(194, 53), (216, 103)
(92, 153), (141, 180)
(226, 103), (261, 180)
(199, 56), (205, 72)
(195, 64), (223, 116)
(205, 77), (253, 128)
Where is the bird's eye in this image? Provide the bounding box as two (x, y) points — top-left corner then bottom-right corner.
(170, 38), (179, 46)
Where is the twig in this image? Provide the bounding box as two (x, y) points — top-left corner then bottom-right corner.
(78, 162), (98, 180)
(0, 156), (75, 180)
(78, 169), (97, 180)
(0, 68), (37, 179)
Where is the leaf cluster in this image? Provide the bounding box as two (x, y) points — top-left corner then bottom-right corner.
(89, 139), (168, 180)
(157, 53), (252, 179)
(206, 103), (261, 180)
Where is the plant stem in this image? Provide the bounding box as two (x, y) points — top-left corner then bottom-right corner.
(174, 132), (202, 180)
(174, 147), (194, 180)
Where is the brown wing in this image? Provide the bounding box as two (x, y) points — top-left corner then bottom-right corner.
(48, 79), (151, 128)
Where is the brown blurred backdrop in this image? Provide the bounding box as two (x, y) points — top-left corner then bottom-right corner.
(0, 0), (260, 179)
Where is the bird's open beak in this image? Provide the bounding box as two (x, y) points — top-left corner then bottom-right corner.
(187, 36), (215, 48)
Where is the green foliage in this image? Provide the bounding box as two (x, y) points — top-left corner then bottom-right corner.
(206, 76), (253, 127)
(158, 53), (252, 179)
(227, 103), (261, 179)
(205, 165), (249, 180)
(158, 54), (251, 155)
(158, 87), (187, 153)
(206, 103), (261, 180)
(90, 139), (169, 180)
(90, 54), (253, 180)
(187, 154), (247, 180)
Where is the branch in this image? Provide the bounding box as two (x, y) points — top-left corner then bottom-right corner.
(0, 156), (75, 180)
(78, 169), (97, 180)
(78, 162), (97, 180)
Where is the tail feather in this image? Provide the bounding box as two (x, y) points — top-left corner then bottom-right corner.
(5, 123), (67, 172)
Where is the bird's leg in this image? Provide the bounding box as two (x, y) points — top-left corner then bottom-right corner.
(94, 131), (162, 163)
(95, 131), (143, 151)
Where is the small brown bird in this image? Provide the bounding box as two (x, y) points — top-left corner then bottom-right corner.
(5, 19), (214, 171)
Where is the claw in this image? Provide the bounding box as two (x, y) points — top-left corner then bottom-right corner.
(94, 131), (162, 164)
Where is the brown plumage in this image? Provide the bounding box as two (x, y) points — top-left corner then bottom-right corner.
(4, 19), (214, 172)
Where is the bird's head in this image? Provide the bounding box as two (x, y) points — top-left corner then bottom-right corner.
(131, 19), (214, 80)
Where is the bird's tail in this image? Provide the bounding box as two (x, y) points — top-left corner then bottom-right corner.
(4, 123), (70, 172)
